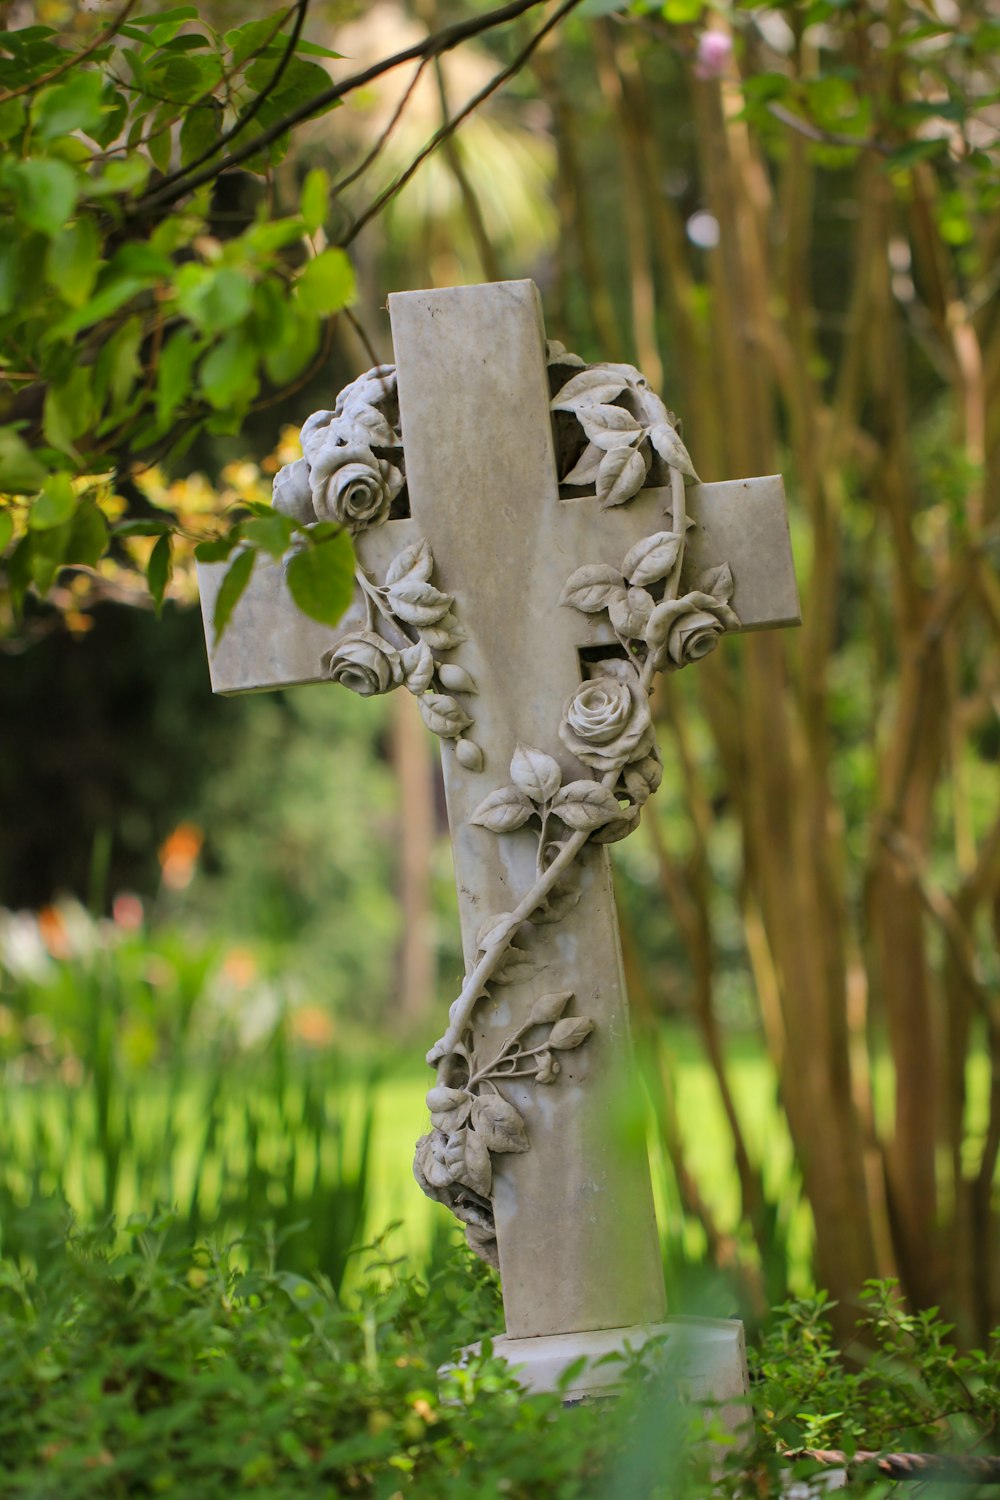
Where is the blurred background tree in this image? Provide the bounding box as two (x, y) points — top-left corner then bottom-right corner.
(1, 0), (998, 1346)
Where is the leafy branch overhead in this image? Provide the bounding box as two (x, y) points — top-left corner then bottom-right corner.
(0, 0), (567, 636)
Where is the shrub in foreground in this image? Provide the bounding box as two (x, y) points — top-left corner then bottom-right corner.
(1, 1202), (998, 1498)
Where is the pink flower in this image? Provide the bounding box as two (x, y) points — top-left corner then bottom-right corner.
(694, 30), (732, 81)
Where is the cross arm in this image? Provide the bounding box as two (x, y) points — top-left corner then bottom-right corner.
(197, 519), (422, 696)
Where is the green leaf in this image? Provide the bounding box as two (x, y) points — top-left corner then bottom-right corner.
(212, 545), (255, 642)
(147, 103), (176, 175)
(147, 532), (172, 614)
(95, 314), (144, 411)
(43, 368), (94, 452)
(33, 72), (105, 141)
(199, 330), (258, 410)
(48, 274), (150, 338)
(0, 428), (47, 493)
(242, 217), (305, 256)
(195, 533), (238, 563)
(300, 168), (329, 234)
(886, 138), (948, 171)
(0, 97), (27, 143)
(0, 509), (13, 552)
(66, 500), (108, 567)
(30, 517), (72, 593)
(262, 308), (318, 384)
(295, 249), (355, 316)
(157, 327), (200, 427)
(45, 216), (100, 307)
(88, 155), (150, 197)
(112, 519), (172, 537)
(129, 7), (199, 26)
(239, 513), (294, 558)
(179, 102), (222, 167)
(226, 17), (284, 69)
(295, 39), (343, 59)
(29, 472), (76, 531)
(285, 531), (355, 627)
(177, 264), (253, 334)
(8, 158), (79, 236)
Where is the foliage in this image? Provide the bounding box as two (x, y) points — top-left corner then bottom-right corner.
(1, 1201), (998, 1498)
(0, 900), (376, 1291)
(0, 4), (360, 634)
(739, 1282), (1000, 1495)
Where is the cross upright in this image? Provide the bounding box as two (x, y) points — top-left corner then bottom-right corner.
(198, 280), (799, 1396)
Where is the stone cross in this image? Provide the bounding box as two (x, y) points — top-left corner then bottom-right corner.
(198, 280), (799, 1397)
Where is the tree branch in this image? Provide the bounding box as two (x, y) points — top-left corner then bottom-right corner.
(342, 0), (584, 248)
(0, 0), (140, 103)
(134, 0), (561, 215)
(148, 0), (309, 197)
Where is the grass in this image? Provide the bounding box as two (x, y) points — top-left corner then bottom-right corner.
(0, 1016), (814, 1306)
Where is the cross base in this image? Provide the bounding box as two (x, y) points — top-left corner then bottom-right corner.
(462, 1316), (750, 1409)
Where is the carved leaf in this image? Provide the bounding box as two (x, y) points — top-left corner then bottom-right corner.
(530, 881), (582, 926)
(558, 564), (626, 614)
(527, 990), (572, 1026)
(469, 786), (533, 833)
(389, 579), (452, 625)
(472, 1094), (529, 1153)
(551, 367), (630, 412)
(597, 446), (648, 509)
(546, 340), (586, 369)
(455, 1126), (492, 1196)
(476, 912), (513, 949)
(579, 403), (644, 451)
(562, 441), (605, 487)
(421, 612), (467, 651)
(427, 1086), (473, 1133)
(548, 1016), (594, 1050)
(417, 692), (472, 739)
(609, 587), (654, 640)
(387, 536), (433, 586)
(491, 947), (539, 986)
(551, 781), (623, 831)
(456, 738), (484, 772)
(401, 639), (434, 694)
(510, 744), (561, 804)
(699, 561), (734, 604)
(649, 421), (699, 481)
(437, 662), (478, 695)
(621, 531), (683, 588)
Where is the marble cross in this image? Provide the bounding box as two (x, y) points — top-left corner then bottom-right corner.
(198, 280), (799, 1396)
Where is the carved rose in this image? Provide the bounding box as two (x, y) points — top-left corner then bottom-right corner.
(310, 441), (402, 532)
(647, 591), (739, 668)
(559, 657), (655, 773)
(321, 631), (403, 696)
(272, 457), (316, 524)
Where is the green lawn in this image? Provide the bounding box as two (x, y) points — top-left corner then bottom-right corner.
(0, 1024), (815, 1302)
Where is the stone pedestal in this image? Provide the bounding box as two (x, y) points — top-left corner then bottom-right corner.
(467, 1315), (750, 1412)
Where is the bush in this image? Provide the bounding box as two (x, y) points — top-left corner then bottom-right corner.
(2, 1201), (999, 1499)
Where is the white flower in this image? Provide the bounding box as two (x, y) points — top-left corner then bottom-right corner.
(310, 441), (402, 532)
(646, 591), (739, 668)
(558, 657), (655, 773)
(320, 631), (403, 697)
